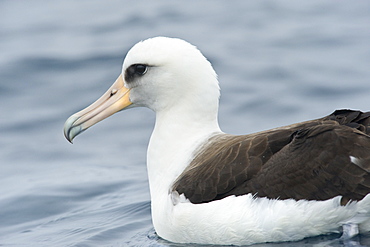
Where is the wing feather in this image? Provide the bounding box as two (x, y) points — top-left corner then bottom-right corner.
(172, 110), (370, 204)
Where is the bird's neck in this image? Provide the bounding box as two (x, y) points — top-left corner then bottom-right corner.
(146, 105), (221, 201)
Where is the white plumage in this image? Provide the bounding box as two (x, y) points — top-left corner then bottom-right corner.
(64, 37), (370, 245)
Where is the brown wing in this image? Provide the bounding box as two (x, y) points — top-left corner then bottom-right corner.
(172, 110), (370, 204)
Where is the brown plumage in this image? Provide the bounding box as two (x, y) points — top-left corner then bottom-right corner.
(172, 109), (370, 205)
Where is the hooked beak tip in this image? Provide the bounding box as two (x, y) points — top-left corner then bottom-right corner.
(63, 115), (83, 143)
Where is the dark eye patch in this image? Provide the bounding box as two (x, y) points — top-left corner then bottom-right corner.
(125, 64), (148, 83)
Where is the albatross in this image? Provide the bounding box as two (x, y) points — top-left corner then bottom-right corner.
(63, 37), (370, 245)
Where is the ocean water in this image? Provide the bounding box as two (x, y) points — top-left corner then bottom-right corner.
(1, 0), (370, 246)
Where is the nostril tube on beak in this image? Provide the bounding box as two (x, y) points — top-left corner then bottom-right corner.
(110, 89), (118, 96)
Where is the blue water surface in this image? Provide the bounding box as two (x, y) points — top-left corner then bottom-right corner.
(1, 1), (370, 246)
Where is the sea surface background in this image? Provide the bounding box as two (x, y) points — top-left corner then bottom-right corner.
(1, 1), (370, 246)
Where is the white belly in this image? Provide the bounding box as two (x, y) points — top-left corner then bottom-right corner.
(152, 193), (370, 245)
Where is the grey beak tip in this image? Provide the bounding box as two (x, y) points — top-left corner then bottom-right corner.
(63, 115), (82, 143)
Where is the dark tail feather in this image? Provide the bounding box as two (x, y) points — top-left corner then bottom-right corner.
(324, 109), (370, 135)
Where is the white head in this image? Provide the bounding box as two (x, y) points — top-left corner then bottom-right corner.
(123, 37), (220, 112)
(64, 37), (220, 142)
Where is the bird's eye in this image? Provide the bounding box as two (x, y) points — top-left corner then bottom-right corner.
(125, 64), (149, 83)
(134, 64), (147, 75)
